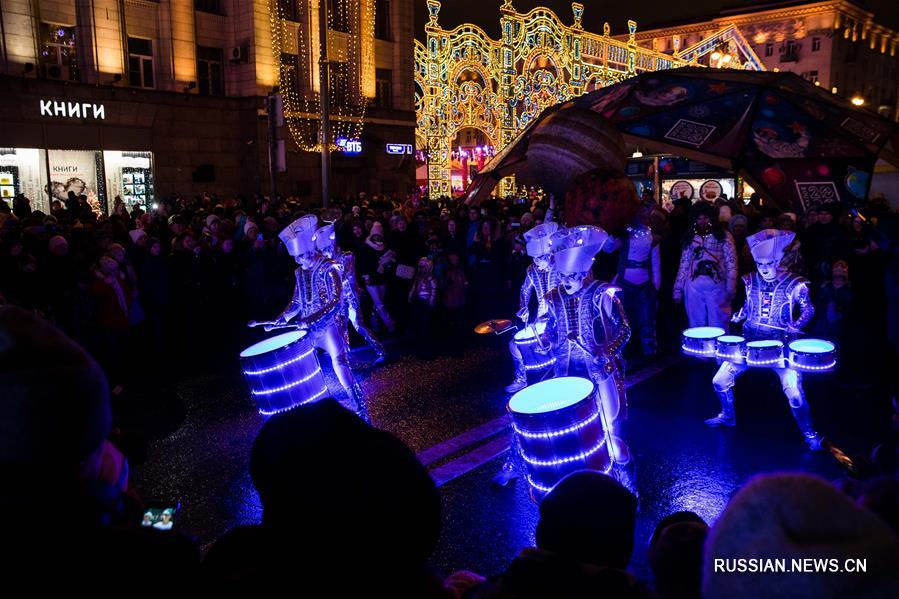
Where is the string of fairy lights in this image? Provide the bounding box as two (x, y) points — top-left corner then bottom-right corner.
(270, 0), (373, 152)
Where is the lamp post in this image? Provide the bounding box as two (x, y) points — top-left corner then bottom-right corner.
(319, 0), (331, 208)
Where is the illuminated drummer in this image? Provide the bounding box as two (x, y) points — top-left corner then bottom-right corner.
(538, 226), (635, 491)
(705, 229), (823, 451)
(505, 221), (561, 393)
(271, 215), (367, 419)
(314, 223), (387, 365)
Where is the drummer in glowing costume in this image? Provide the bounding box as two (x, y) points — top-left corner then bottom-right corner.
(705, 229), (823, 450)
(314, 223), (387, 364)
(539, 225), (635, 491)
(505, 221), (561, 393)
(272, 215), (367, 419)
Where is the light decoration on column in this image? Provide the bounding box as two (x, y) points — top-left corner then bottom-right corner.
(270, 0), (371, 152)
(415, 1), (763, 197)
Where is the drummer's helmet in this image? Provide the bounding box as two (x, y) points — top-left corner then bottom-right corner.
(549, 225), (609, 294)
(314, 223), (337, 259)
(747, 229), (794, 282)
(524, 222), (559, 272)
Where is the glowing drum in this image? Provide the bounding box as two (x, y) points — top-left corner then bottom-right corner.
(788, 339), (837, 372)
(240, 331), (329, 415)
(682, 327), (725, 358)
(715, 335), (746, 364)
(513, 322), (555, 372)
(509, 377), (610, 498)
(745, 340), (784, 367)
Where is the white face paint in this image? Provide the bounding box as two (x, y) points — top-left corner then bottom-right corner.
(755, 259), (779, 282)
(533, 255), (550, 272)
(297, 251), (317, 270)
(559, 272), (587, 295)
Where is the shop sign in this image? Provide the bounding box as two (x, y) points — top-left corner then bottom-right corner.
(699, 180), (723, 202)
(670, 180), (694, 200)
(336, 138), (362, 154)
(386, 143), (413, 155)
(40, 99), (106, 120)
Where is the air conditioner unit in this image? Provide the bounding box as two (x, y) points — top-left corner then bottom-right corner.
(229, 46), (248, 63)
(44, 64), (71, 80)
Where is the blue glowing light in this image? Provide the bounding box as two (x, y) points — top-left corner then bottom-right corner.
(682, 344), (716, 356)
(789, 339), (835, 353)
(718, 335), (744, 343)
(258, 386), (328, 415)
(240, 331), (306, 358)
(512, 411), (599, 439)
(514, 321), (548, 343)
(509, 377), (594, 415)
(243, 347), (315, 375)
(746, 340), (782, 348)
(683, 327), (725, 339)
(251, 367), (323, 395)
(523, 357), (557, 371)
(521, 438), (606, 466)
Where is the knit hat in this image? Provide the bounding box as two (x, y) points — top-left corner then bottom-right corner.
(244, 220), (258, 236)
(536, 470), (637, 569)
(48, 235), (68, 253)
(0, 307), (111, 465)
(550, 225), (609, 275)
(128, 229), (148, 244)
(728, 214), (748, 233)
(368, 221), (384, 238)
(746, 229), (795, 263)
(206, 214), (220, 228)
(524, 222), (560, 258)
(703, 472), (899, 598)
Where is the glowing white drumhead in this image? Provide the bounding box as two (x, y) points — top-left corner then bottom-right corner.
(789, 339), (834, 353)
(683, 327), (725, 339)
(718, 335), (744, 343)
(746, 340), (782, 348)
(240, 330), (307, 358)
(509, 376), (594, 415)
(513, 321), (547, 340)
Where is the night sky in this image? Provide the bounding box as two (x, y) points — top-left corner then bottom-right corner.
(414, 0), (899, 41)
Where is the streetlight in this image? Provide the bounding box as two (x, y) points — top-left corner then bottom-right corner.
(851, 96), (865, 106)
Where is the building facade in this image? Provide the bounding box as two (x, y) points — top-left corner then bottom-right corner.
(0, 0), (415, 213)
(624, 1), (899, 119)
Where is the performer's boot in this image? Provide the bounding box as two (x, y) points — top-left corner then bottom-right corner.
(505, 361), (528, 394)
(791, 402), (824, 451)
(705, 389), (737, 427)
(492, 438), (522, 487)
(349, 382), (369, 423)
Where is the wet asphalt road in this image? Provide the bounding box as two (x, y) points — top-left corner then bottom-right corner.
(126, 331), (888, 583)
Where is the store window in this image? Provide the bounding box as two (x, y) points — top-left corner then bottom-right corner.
(128, 38), (155, 89)
(375, 68), (393, 108)
(376, 0), (392, 40)
(197, 47), (225, 96)
(0, 148), (49, 212)
(104, 151), (154, 210)
(47, 149), (105, 213)
(39, 23), (79, 81)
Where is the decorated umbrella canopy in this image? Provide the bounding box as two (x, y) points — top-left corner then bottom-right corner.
(464, 67), (899, 212)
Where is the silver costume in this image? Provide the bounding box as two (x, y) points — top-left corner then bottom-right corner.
(539, 226), (635, 491)
(275, 216), (366, 419)
(706, 229), (822, 450)
(315, 224), (386, 363)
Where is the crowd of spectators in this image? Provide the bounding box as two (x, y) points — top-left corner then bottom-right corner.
(2, 304), (898, 593)
(3, 188), (898, 384)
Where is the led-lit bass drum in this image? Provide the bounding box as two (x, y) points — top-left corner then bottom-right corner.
(788, 338), (837, 373)
(681, 327), (725, 358)
(513, 322), (555, 372)
(715, 335), (746, 364)
(509, 377), (610, 499)
(745, 340), (784, 368)
(240, 331), (328, 415)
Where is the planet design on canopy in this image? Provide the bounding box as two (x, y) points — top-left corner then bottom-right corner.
(844, 166), (869, 198)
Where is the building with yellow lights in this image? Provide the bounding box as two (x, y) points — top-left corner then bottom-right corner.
(623, 1), (899, 119)
(0, 0), (416, 212)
